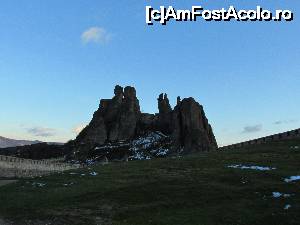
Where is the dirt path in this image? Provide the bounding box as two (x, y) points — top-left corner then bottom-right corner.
(0, 180), (17, 187)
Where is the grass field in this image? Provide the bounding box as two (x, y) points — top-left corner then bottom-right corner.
(0, 138), (300, 225)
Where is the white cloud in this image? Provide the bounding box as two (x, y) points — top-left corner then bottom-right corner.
(26, 127), (56, 137)
(73, 124), (86, 135)
(242, 124), (262, 133)
(81, 27), (111, 44)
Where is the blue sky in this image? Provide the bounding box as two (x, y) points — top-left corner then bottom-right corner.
(0, 0), (299, 146)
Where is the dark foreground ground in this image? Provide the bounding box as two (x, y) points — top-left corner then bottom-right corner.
(0, 180), (16, 187)
(0, 138), (300, 225)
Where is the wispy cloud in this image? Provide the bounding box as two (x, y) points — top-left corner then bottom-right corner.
(72, 124), (86, 135)
(274, 119), (297, 125)
(26, 127), (56, 137)
(81, 27), (111, 44)
(242, 124), (262, 133)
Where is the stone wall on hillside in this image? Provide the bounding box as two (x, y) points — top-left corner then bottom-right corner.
(220, 128), (300, 150)
(0, 155), (79, 178)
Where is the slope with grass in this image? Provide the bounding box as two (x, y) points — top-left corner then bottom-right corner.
(0, 138), (299, 225)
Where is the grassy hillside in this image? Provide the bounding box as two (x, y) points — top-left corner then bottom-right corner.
(0, 138), (300, 225)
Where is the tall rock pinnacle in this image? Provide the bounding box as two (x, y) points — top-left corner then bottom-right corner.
(73, 85), (217, 154)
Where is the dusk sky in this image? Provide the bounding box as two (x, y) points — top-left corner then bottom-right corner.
(0, 1), (299, 146)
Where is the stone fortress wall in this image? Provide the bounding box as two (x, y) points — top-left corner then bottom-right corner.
(0, 155), (79, 178)
(220, 128), (300, 150)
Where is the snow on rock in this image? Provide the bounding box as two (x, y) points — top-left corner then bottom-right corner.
(95, 143), (129, 150)
(79, 131), (170, 162)
(284, 176), (300, 183)
(128, 150), (148, 160)
(155, 148), (169, 156)
(227, 164), (276, 171)
(129, 132), (169, 160)
(272, 192), (282, 198)
(86, 159), (96, 165)
(131, 132), (165, 149)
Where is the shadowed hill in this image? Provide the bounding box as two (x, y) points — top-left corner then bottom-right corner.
(0, 143), (68, 160)
(0, 136), (41, 148)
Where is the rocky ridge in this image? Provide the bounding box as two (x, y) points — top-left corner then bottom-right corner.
(68, 85), (217, 162)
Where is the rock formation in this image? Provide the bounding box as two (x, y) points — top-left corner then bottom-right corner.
(75, 85), (140, 145)
(71, 85), (217, 161)
(172, 97), (217, 153)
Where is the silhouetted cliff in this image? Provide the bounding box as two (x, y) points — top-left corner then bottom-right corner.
(68, 85), (217, 162)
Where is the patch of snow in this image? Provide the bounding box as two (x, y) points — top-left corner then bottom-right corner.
(81, 173), (86, 176)
(272, 192), (282, 198)
(69, 172), (77, 175)
(284, 176), (300, 183)
(63, 182), (74, 186)
(132, 132), (165, 149)
(90, 172), (98, 176)
(32, 182), (46, 187)
(272, 192), (291, 198)
(227, 164), (276, 171)
(290, 146), (299, 149)
(156, 148), (169, 156)
(128, 132), (169, 160)
(95, 143), (130, 150)
(86, 159), (95, 165)
(128, 151), (147, 160)
(284, 204), (291, 210)
(156, 131), (168, 138)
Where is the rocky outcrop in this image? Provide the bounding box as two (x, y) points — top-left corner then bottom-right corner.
(71, 85), (217, 161)
(75, 85), (140, 146)
(172, 98), (217, 153)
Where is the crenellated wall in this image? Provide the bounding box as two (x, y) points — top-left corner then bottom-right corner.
(220, 128), (300, 150)
(0, 155), (79, 178)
